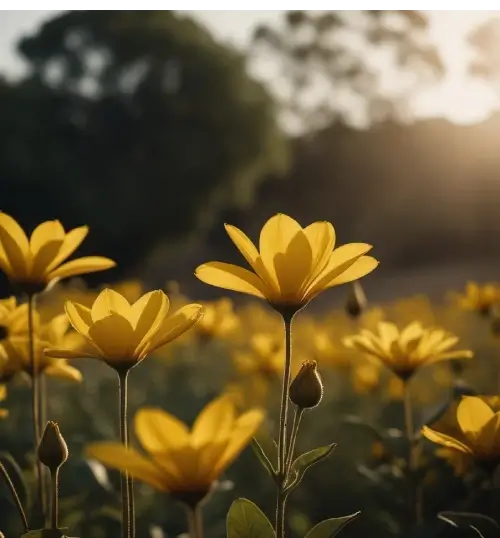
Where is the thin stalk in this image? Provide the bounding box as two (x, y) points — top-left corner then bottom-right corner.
(39, 372), (50, 524)
(0, 462), (29, 533)
(50, 469), (59, 530)
(276, 313), (294, 538)
(403, 381), (422, 525)
(118, 369), (134, 538)
(28, 292), (46, 520)
(285, 407), (303, 477)
(187, 505), (204, 538)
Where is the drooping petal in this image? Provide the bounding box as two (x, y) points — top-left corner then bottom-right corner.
(65, 302), (93, 336)
(146, 304), (204, 355)
(191, 396), (236, 448)
(48, 256), (116, 282)
(45, 226), (89, 272)
(87, 314), (136, 361)
(422, 426), (473, 454)
(86, 442), (169, 492)
(44, 363), (82, 382)
(135, 407), (190, 453)
(91, 289), (131, 322)
(195, 262), (268, 300)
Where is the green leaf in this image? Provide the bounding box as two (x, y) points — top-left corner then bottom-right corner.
(288, 444), (337, 491)
(251, 438), (276, 478)
(438, 511), (498, 538)
(227, 498), (275, 538)
(304, 512), (361, 538)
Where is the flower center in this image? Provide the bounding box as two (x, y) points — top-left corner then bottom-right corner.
(0, 325), (9, 341)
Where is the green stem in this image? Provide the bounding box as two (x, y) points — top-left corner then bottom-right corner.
(50, 469), (59, 530)
(118, 369), (133, 538)
(276, 313), (294, 538)
(187, 505), (204, 538)
(403, 381), (422, 525)
(28, 292), (46, 522)
(0, 462), (29, 533)
(285, 407), (303, 477)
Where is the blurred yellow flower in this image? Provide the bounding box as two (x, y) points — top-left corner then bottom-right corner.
(352, 361), (380, 394)
(423, 396), (500, 463)
(2, 314), (82, 382)
(86, 395), (264, 503)
(195, 214), (378, 310)
(313, 330), (351, 369)
(0, 384), (7, 418)
(0, 297), (32, 354)
(344, 321), (473, 381)
(454, 282), (500, 315)
(45, 289), (204, 371)
(0, 214), (115, 290)
(196, 298), (240, 340)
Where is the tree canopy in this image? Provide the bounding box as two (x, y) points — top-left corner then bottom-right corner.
(0, 10), (288, 278)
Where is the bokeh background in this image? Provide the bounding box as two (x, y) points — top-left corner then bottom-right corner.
(1, 9), (500, 538)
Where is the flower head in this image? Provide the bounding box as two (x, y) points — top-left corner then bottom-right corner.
(343, 321), (473, 381)
(196, 298), (240, 341)
(195, 214), (378, 311)
(45, 289), (204, 371)
(423, 396), (500, 464)
(289, 360), (323, 409)
(86, 395), (264, 504)
(1, 314), (82, 382)
(455, 282), (500, 316)
(0, 213), (116, 291)
(38, 421), (69, 471)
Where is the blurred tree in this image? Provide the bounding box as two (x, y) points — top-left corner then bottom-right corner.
(0, 10), (287, 279)
(249, 10), (444, 132)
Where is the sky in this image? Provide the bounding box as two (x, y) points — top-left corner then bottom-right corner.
(0, 10), (499, 124)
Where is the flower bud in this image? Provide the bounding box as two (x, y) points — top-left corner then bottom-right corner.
(37, 421), (68, 471)
(345, 281), (367, 319)
(289, 360), (323, 409)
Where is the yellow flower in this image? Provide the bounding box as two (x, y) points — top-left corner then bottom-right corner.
(352, 361), (380, 394)
(455, 282), (500, 315)
(1, 314), (82, 382)
(86, 395), (264, 503)
(196, 298), (240, 340)
(422, 396), (500, 463)
(195, 214), (378, 310)
(343, 321), (473, 381)
(45, 289), (204, 371)
(0, 214), (116, 291)
(0, 384), (8, 418)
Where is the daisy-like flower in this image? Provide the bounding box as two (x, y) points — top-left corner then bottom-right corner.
(86, 395), (264, 506)
(343, 321), (473, 381)
(45, 289), (203, 371)
(0, 213), (115, 293)
(195, 214), (378, 312)
(455, 281), (500, 316)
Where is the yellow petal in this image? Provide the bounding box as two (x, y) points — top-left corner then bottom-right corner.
(147, 304), (204, 354)
(88, 314), (136, 361)
(44, 363), (82, 382)
(65, 302), (93, 336)
(274, 230), (312, 299)
(0, 215), (29, 279)
(303, 221), (335, 282)
(214, 409), (264, 476)
(259, 214), (303, 290)
(45, 226), (89, 273)
(135, 407), (190, 453)
(457, 397), (494, 446)
(421, 426), (472, 454)
(191, 396), (236, 448)
(129, 291), (168, 352)
(224, 224), (260, 271)
(43, 314), (70, 343)
(307, 244), (373, 296)
(86, 442), (168, 492)
(324, 256), (379, 288)
(48, 256), (116, 282)
(195, 262), (268, 300)
(30, 221), (65, 257)
(91, 289), (131, 322)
